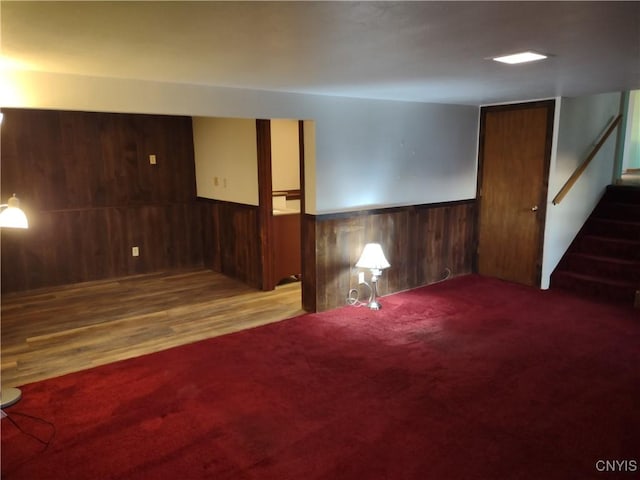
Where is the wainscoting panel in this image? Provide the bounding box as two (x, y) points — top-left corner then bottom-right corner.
(415, 202), (477, 285)
(1, 204), (204, 291)
(307, 200), (476, 311)
(301, 214), (317, 312)
(198, 199), (262, 290)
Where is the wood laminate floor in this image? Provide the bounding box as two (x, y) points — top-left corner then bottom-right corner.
(1, 269), (303, 388)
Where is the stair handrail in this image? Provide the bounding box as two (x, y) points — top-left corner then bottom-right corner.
(552, 114), (623, 205)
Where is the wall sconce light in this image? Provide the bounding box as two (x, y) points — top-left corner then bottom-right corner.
(0, 194), (29, 229)
(356, 243), (390, 310)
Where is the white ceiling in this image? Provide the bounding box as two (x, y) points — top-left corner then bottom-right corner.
(2, 1), (639, 106)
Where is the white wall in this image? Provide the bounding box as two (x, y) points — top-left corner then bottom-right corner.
(2, 70), (480, 213)
(192, 117), (259, 205)
(312, 98), (479, 212)
(622, 90), (640, 171)
(271, 119), (300, 192)
(541, 92), (621, 288)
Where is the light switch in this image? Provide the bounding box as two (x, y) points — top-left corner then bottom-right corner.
(149, 154), (157, 165)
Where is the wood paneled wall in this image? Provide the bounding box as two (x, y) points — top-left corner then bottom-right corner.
(1, 108), (203, 292)
(198, 198), (262, 290)
(303, 200), (476, 312)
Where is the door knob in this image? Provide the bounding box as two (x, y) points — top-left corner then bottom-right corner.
(531, 205), (539, 212)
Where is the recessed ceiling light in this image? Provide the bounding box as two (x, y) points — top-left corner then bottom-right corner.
(492, 51), (548, 64)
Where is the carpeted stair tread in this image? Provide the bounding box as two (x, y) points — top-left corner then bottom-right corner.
(587, 218), (640, 228)
(584, 218), (640, 240)
(575, 235), (640, 260)
(592, 202), (640, 222)
(560, 252), (640, 282)
(580, 233), (640, 245)
(603, 184), (640, 204)
(551, 271), (638, 303)
(566, 251), (640, 264)
(553, 270), (637, 288)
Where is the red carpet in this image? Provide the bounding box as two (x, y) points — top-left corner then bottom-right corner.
(2, 275), (639, 479)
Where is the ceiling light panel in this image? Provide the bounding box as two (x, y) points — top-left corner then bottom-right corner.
(492, 51), (548, 64)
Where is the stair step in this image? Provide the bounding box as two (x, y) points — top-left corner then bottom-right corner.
(559, 253), (640, 283)
(574, 235), (640, 261)
(551, 271), (638, 304)
(593, 202), (640, 222)
(583, 218), (640, 241)
(604, 184), (640, 204)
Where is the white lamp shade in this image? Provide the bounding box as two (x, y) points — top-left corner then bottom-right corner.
(356, 243), (390, 270)
(0, 206), (29, 228)
(0, 195), (29, 229)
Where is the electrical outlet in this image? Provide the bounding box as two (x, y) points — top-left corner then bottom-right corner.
(214, 177), (219, 186)
(358, 272), (365, 284)
(132, 246), (139, 257)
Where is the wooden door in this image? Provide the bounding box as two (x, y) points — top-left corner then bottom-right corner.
(477, 101), (554, 286)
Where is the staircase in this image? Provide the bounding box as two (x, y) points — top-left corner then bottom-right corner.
(551, 184), (640, 307)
